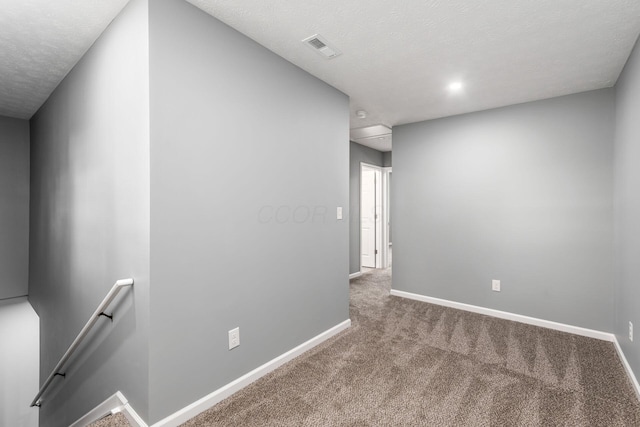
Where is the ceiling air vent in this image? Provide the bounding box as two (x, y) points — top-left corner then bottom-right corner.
(302, 34), (341, 59)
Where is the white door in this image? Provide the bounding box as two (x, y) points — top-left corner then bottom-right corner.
(361, 168), (376, 268)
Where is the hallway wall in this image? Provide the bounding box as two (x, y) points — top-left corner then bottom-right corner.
(0, 298), (39, 427)
(393, 89), (615, 332)
(148, 0), (350, 422)
(614, 36), (640, 385)
(382, 151), (392, 167)
(0, 116), (29, 300)
(28, 0), (151, 424)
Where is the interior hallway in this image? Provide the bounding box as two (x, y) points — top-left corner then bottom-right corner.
(169, 266), (639, 426)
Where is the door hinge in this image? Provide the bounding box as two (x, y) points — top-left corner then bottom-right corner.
(375, 249), (378, 254)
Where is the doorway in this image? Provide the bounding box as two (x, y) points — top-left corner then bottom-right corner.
(360, 163), (391, 270)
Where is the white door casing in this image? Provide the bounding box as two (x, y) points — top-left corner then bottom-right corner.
(361, 163), (384, 269)
(361, 167), (376, 268)
(382, 167), (392, 268)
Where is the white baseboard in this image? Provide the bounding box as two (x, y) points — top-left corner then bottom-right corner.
(121, 397), (148, 427)
(390, 289), (614, 342)
(70, 393), (122, 427)
(70, 391), (148, 427)
(613, 337), (640, 401)
(152, 319), (352, 427)
(393, 289), (640, 403)
(349, 271), (362, 279)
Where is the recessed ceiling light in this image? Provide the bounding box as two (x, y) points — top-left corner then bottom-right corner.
(448, 81), (463, 92)
(356, 110), (367, 119)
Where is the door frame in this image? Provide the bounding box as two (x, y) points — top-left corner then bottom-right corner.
(381, 166), (392, 269)
(360, 162), (390, 269)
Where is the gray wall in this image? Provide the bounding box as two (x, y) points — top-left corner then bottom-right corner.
(28, 0), (150, 425)
(614, 37), (640, 382)
(0, 297), (39, 427)
(0, 116), (29, 300)
(382, 151), (392, 167)
(349, 142), (384, 274)
(393, 89), (614, 332)
(148, 0), (350, 423)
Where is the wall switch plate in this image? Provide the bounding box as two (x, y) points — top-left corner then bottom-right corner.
(228, 327), (240, 350)
(337, 206), (343, 220)
(492, 280), (501, 292)
(630, 321), (634, 342)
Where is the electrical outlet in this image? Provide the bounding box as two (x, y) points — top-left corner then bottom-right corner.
(337, 207), (343, 220)
(630, 321), (634, 342)
(492, 280), (501, 292)
(228, 327), (240, 350)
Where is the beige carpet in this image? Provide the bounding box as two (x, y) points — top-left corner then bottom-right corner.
(177, 267), (640, 426)
(88, 412), (131, 427)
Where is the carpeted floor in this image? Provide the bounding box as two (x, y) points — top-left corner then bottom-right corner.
(88, 411), (131, 427)
(180, 267), (640, 426)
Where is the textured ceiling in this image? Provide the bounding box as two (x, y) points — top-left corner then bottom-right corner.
(0, 0), (129, 119)
(188, 0), (640, 151)
(2, 1), (639, 149)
